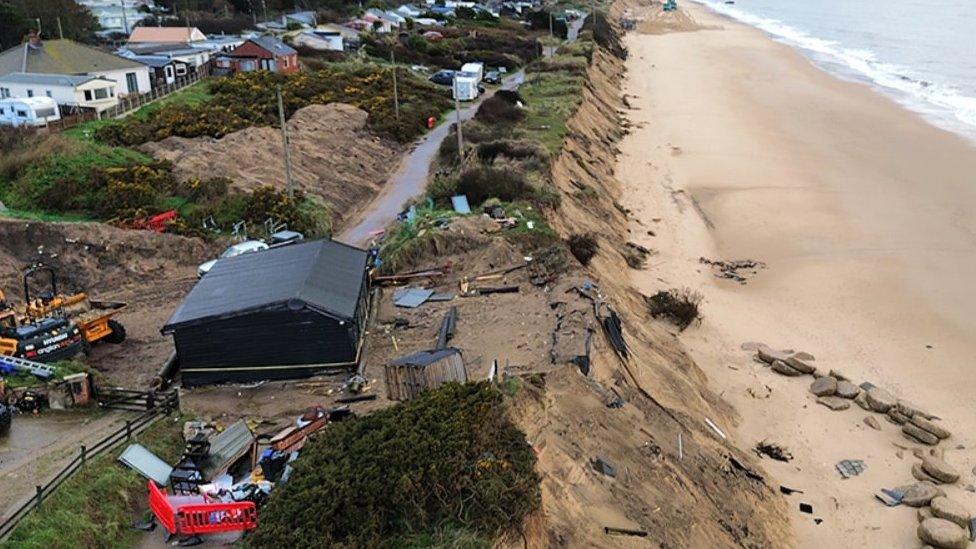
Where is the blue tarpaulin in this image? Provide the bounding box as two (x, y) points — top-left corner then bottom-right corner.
(451, 195), (471, 214)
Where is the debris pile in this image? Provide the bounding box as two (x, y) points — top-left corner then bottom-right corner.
(699, 257), (766, 284)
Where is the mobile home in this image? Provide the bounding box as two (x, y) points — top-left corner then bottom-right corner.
(0, 96), (61, 127)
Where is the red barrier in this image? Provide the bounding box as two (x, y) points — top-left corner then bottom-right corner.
(147, 481), (257, 536)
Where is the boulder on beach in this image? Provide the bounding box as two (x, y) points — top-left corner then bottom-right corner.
(901, 482), (941, 507)
(917, 517), (968, 549)
(854, 391), (872, 411)
(914, 463), (944, 484)
(810, 376), (837, 396)
(897, 399), (928, 419)
(930, 497), (971, 528)
(835, 380), (860, 399)
(904, 423), (941, 446)
(758, 346), (790, 364)
(786, 356), (816, 374)
(863, 416), (881, 430)
(866, 387), (897, 413)
(918, 507), (934, 522)
(792, 351), (815, 361)
(912, 416), (952, 440)
(771, 360), (803, 376)
(887, 409), (910, 425)
(828, 369), (849, 381)
(922, 457), (961, 484)
(816, 396), (850, 411)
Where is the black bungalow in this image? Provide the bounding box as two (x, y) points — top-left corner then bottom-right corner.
(162, 239), (369, 387)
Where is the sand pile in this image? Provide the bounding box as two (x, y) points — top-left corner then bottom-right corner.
(0, 219), (218, 386)
(141, 103), (404, 230)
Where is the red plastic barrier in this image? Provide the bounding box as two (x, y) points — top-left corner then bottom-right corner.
(147, 481), (257, 535)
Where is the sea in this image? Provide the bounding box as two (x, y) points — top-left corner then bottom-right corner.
(691, 0), (976, 142)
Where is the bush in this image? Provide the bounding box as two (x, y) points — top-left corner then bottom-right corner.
(249, 383), (540, 547)
(647, 288), (703, 330)
(475, 95), (525, 124)
(457, 163), (533, 205)
(238, 186), (331, 238)
(427, 174), (459, 201)
(567, 233), (598, 265)
(476, 139), (548, 166)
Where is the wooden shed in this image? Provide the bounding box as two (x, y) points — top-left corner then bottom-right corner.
(384, 348), (467, 401)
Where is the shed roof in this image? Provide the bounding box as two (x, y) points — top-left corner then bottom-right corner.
(249, 36), (298, 56)
(389, 348), (461, 367)
(0, 39), (145, 76)
(163, 239), (368, 331)
(0, 72), (107, 86)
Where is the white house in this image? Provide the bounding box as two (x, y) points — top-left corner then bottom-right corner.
(397, 5), (424, 18)
(293, 30), (344, 52)
(79, 0), (155, 36)
(0, 73), (119, 112)
(0, 96), (61, 126)
(0, 34), (150, 96)
(118, 43), (211, 73)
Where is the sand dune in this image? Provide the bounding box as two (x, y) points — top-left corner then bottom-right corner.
(618, 2), (976, 546)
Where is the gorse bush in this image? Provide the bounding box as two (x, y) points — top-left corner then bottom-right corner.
(568, 233), (598, 265)
(647, 288), (703, 330)
(249, 383), (540, 547)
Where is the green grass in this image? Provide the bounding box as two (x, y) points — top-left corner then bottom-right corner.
(516, 71), (584, 153)
(3, 360), (90, 388)
(0, 207), (91, 223)
(2, 414), (186, 549)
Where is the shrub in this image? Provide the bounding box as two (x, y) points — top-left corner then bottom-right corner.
(249, 383), (540, 547)
(567, 233), (598, 265)
(647, 288), (703, 330)
(476, 139), (548, 165)
(457, 163), (532, 205)
(528, 55), (588, 76)
(239, 186), (331, 238)
(427, 174), (459, 201)
(475, 95), (525, 124)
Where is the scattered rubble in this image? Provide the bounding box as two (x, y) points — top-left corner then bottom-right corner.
(698, 257), (766, 284)
(754, 440), (792, 462)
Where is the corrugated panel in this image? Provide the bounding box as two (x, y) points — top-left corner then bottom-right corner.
(198, 420), (254, 481)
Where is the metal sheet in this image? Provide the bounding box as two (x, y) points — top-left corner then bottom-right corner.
(119, 443), (173, 486)
(451, 195), (471, 214)
(393, 288), (434, 308)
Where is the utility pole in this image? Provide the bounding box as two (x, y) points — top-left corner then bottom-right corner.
(453, 80), (463, 162)
(35, 18), (41, 36)
(390, 50), (400, 123)
(276, 85), (295, 197)
(262, 0), (269, 25)
(56, 17), (64, 39)
(121, 0), (129, 35)
(549, 10), (553, 38)
(250, 0), (257, 25)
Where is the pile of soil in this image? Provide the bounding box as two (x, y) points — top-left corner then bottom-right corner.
(140, 103), (404, 230)
(0, 219), (219, 387)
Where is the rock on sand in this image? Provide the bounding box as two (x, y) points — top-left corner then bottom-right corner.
(904, 423), (941, 446)
(922, 457), (961, 484)
(757, 346), (790, 364)
(918, 507), (934, 522)
(816, 396), (850, 411)
(771, 360), (802, 376)
(917, 517), (969, 549)
(912, 416), (952, 440)
(913, 463), (944, 484)
(863, 416), (881, 430)
(866, 387), (897, 413)
(901, 483), (941, 507)
(785, 356), (816, 374)
(855, 391), (872, 410)
(835, 380), (860, 399)
(810, 376), (837, 396)
(930, 497), (971, 528)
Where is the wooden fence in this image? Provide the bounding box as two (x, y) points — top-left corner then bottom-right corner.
(0, 390), (180, 541)
(99, 70), (206, 120)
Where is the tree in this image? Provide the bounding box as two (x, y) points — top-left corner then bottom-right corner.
(0, 2), (29, 49)
(8, 0), (99, 41)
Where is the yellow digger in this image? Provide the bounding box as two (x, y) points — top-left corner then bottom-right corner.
(0, 266), (126, 363)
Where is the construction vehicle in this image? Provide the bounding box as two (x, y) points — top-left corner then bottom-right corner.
(0, 266), (127, 362)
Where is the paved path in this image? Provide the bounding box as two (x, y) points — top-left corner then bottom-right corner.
(336, 70), (524, 248)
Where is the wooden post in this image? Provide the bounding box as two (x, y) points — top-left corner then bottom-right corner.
(35, 485), (43, 506)
(390, 50), (400, 123)
(125, 420), (132, 439)
(80, 445), (87, 464)
(277, 85), (295, 197)
(453, 81), (463, 161)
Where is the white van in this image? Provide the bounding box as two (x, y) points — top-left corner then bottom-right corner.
(0, 97), (61, 127)
(453, 73), (480, 101)
(460, 62), (484, 82)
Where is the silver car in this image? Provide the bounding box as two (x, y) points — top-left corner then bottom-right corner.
(197, 240), (269, 277)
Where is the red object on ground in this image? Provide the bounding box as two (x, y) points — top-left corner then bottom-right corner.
(130, 210), (178, 233)
(427, 116), (436, 129)
(147, 481), (257, 535)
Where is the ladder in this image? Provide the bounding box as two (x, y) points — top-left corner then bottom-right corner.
(0, 354), (56, 379)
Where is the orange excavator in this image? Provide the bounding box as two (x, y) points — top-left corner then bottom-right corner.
(0, 266), (126, 363)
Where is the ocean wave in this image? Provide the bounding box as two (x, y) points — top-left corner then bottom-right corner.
(691, 0), (976, 138)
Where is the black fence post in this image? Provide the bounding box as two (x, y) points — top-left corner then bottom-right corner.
(80, 445), (86, 465)
(125, 420), (132, 440)
(35, 485), (42, 507)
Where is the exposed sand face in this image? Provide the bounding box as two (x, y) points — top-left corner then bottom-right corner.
(618, 3), (976, 547)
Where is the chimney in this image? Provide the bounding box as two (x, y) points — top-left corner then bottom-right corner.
(27, 30), (40, 47)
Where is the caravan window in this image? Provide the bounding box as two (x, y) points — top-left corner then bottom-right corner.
(15, 109), (27, 117)
(35, 107), (56, 118)
(94, 88), (109, 99)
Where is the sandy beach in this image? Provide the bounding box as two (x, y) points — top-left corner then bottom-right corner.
(618, 2), (976, 546)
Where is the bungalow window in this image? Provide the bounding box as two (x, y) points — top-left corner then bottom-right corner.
(125, 72), (138, 93)
(84, 90), (92, 101)
(281, 56), (288, 68)
(165, 65), (174, 78)
(175, 64), (187, 76)
(0, 87), (9, 98)
(26, 89), (33, 97)
(94, 87), (109, 100)
(45, 90), (52, 98)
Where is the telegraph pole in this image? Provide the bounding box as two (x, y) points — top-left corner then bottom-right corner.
(35, 18), (41, 36)
(453, 80), (463, 161)
(56, 17), (64, 39)
(276, 85), (295, 197)
(121, 0), (129, 35)
(390, 50), (400, 123)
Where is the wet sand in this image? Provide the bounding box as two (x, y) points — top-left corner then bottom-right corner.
(618, 3), (976, 546)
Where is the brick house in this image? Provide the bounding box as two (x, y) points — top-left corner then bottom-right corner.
(213, 37), (298, 75)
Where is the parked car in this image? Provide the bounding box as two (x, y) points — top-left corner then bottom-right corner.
(197, 240), (269, 277)
(428, 70), (456, 86)
(484, 70), (502, 85)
